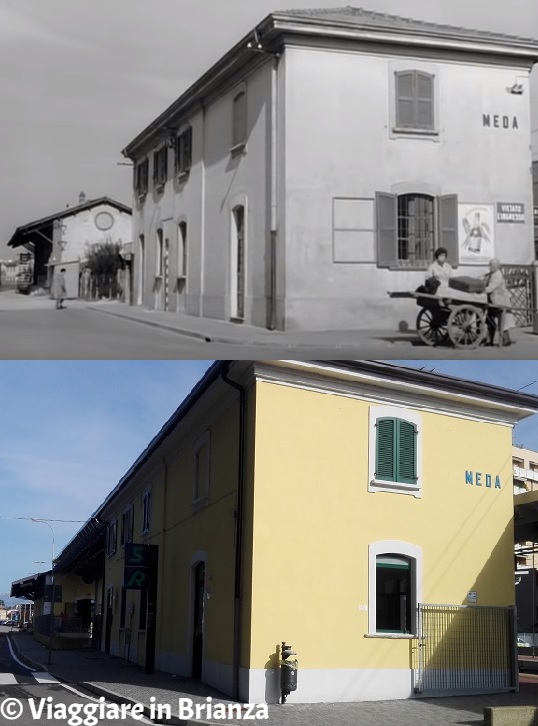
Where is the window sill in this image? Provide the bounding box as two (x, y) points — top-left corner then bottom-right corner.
(392, 127), (439, 137)
(364, 633), (418, 639)
(136, 193), (147, 202)
(154, 183), (165, 193)
(230, 142), (247, 158)
(177, 170), (190, 182)
(368, 479), (421, 498)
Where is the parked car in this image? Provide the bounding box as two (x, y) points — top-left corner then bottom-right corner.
(0, 620), (7, 626)
(517, 637), (531, 648)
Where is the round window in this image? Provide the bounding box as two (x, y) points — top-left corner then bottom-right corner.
(95, 211), (114, 231)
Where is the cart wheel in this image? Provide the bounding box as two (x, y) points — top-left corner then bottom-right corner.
(447, 305), (487, 349)
(416, 307), (449, 346)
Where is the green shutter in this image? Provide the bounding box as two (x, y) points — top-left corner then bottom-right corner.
(396, 420), (417, 484)
(376, 192), (397, 268)
(438, 194), (459, 268)
(376, 418), (396, 480)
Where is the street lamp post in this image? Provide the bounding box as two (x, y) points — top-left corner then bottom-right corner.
(31, 519), (55, 666)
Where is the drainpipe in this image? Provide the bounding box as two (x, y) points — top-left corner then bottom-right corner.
(221, 364), (246, 702)
(269, 51), (282, 331)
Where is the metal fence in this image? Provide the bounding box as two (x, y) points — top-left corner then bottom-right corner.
(414, 604), (516, 695)
(502, 264), (535, 327)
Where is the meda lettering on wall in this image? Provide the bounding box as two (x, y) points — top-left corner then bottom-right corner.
(483, 114), (519, 130)
(465, 471), (501, 489)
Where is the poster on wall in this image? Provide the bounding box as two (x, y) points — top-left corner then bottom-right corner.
(458, 204), (495, 265)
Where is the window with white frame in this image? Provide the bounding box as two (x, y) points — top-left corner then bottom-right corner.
(368, 540), (422, 636)
(368, 406), (422, 496)
(193, 431), (210, 504)
(120, 504), (134, 546)
(105, 519), (117, 556)
(142, 490), (151, 534)
(395, 70), (435, 131)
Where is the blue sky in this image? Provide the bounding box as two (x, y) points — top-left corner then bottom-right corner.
(0, 0), (537, 260)
(0, 360), (213, 605)
(1, 359), (538, 606)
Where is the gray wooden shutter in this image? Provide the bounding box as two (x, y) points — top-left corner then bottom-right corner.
(233, 91), (247, 146)
(437, 194), (459, 268)
(396, 71), (415, 128)
(376, 192), (398, 268)
(416, 72), (434, 129)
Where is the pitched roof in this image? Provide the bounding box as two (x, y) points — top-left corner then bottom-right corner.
(123, 6), (538, 158)
(8, 196), (132, 248)
(277, 6), (538, 44)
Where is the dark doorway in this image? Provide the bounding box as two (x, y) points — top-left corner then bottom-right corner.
(192, 562), (205, 679)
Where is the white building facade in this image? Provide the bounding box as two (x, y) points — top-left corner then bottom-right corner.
(123, 7), (538, 331)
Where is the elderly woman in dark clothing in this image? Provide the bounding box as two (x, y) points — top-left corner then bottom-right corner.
(484, 259), (515, 346)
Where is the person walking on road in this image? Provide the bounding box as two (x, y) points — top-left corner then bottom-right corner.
(484, 258), (515, 346)
(53, 267), (67, 309)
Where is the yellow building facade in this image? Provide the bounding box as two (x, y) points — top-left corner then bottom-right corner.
(55, 361), (538, 703)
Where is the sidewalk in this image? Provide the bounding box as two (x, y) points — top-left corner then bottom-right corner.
(9, 632), (538, 726)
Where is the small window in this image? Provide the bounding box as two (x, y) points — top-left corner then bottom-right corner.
(178, 222), (187, 279)
(376, 555), (412, 633)
(156, 228), (164, 277)
(153, 147), (168, 187)
(232, 91), (247, 148)
(142, 490), (151, 534)
(395, 70), (434, 130)
(368, 406), (422, 496)
(135, 159), (149, 195)
(105, 519), (117, 556)
(193, 432), (210, 504)
(175, 127), (192, 175)
(120, 505), (134, 546)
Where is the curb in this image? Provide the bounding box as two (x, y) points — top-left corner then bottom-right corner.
(8, 635), (212, 726)
(484, 705), (538, 726)
(86, 306), (254, 346)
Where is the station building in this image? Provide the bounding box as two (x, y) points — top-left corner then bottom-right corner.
(122, 8), (538, 331)
(50, 361), (538, 703)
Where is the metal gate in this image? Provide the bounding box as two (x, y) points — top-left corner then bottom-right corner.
(501, 264), (535, 327)
(415, 604), (517, 695)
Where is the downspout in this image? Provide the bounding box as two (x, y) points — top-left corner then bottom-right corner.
(269, 51), (281, 330)
(221, 364), (246, 702)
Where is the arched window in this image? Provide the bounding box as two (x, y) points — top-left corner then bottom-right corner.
(178, 221), (187, 278)
(397, 194), (434, 265)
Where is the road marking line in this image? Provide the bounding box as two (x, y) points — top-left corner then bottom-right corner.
(33, 672), (60, 684)
(0, 674), (17, 684)
(5, 636), (36, 672)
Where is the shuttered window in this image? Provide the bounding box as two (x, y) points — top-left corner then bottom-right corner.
(376, 193), (458, 269)
(395, 71), (434, 130)
(232, 91), (247, 147)
(375, 417), (417, 485)
(175, 127), (192, 174)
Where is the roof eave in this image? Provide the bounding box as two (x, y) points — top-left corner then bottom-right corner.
(270, 15), (538, 63)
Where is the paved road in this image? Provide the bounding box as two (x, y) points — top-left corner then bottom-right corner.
(0, 634), (149, 725)
(1, 306), (537, 360)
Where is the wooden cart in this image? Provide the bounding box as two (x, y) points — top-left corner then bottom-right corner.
(388, 291), (509, 349)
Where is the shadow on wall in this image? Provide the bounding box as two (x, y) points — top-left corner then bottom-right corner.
(264, 647), (280, 704)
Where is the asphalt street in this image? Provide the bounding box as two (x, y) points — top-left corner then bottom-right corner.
(1, 304), (537, 360)
(0, 631), (150, 725)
